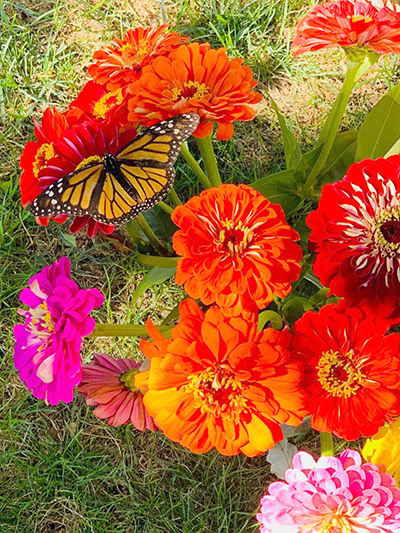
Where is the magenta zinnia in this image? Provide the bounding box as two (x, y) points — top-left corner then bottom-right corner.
(14, 257), (103, 405)
(78, 353), (156, 431)
(257, 449), (400, 533)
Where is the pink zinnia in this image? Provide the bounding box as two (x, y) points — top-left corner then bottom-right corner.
(293, 0), (400, 57)
(14, 257), (104, 405)
(78, 353), (156, 431)
(257, 449), (400, 533)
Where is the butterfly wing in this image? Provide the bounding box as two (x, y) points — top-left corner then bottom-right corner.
(30, 113), (200, 225)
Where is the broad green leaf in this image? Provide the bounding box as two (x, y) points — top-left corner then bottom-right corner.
(317, 131), (357, 188)
(143, 204), (177, 240)
(355, 83), (400, 161)
(266, 438), (298, 480)
(270, 96), (302, 169)
(258, 310), (283, 331)
(281, 297), (313, 325)
(252, 169), (303, 214)
(132, 266), (177, 305)
(309, 287), (330, 305)
(136, 253), (180, 268)
(91, 323), (173, 338)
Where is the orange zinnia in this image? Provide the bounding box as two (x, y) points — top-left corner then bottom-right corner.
(127, 42), (262, 140)
(135, 299), (307, 456)
(88, 25), (188, 91)
(171, 184), (302, 316)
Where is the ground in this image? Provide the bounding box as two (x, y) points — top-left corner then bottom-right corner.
(1, 0), (399, 531)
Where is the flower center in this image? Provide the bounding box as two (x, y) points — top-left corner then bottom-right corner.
(120, 41), (149, 67)
(317, 513), (354, 533)
(75, 155), (103, 171)
(350, 14), (373, 23)
(171, 81), (210, 102)
(317, 349), (365, 398)
(184, 365), (248, 421)
(93, 89), (124, 119)
(373, 208), (400, 257)
(28, 301), (55, 338)
(120, 368), (140, 392)
(33, 143), (55, 178)
(218, 220), (254, 257)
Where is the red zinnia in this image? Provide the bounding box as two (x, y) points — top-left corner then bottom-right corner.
(88, 25), (188, 91)
(136, 299), (307, 456)
(293, 0), (400, 57)
(78, 353), (156, 430)
(308, 155), (400, 321)
(291, 300), (400, 440)
(172, 184), (302, 316)
(127, 42), (262, 140)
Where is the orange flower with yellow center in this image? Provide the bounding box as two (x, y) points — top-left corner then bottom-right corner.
(135, 299), (307, 456)
(127, 42), (263, 140)
(32, 143), (55, 178)
(92, 89), (125, 119)
(171, 184), (302, 316)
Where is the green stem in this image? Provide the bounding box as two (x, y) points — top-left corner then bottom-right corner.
(196, 135), (222, 187)
(320, 432), (334, 457)
(302, 59), (368, 197)
(132, 214), (169, 256)
(158, 201), (173, 215)
(180, 143), (212, 189)
(169, 187), (182, 207)
(88, 323), (172, 337)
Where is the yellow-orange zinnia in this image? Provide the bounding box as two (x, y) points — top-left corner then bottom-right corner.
(135, 299), (307, 456)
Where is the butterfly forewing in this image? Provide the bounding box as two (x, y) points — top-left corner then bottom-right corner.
(29, 112), (200, 225)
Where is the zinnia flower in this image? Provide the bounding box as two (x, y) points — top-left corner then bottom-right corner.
(363, 418), (400, 486)
(293, 0), (400, 57)
(78, 353), (156, 430)
(127, 42), (262, 140)
(307, 155), (400, 321)
(14, 257), (104, 405)
(291, 300), (400, 440)
(88, 25), (188, 91)
(171, 184), (302, 316)
(257, 449), (400, 533)
(135, 299), (307, 456)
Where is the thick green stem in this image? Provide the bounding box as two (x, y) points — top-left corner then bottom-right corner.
(89, 323), (172, 337)
(130, 214), (169, 255)
(320, 432), (334, 457)
(169, 187), (182, 207)
(158, 201), (174, 215)
(196, 135), (222, 187)
(180, 143), (212, 189)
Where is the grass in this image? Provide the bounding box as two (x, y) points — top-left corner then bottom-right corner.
(1, 0), (399, 530)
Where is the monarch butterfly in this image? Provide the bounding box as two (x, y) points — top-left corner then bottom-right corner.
(30, 113), (200, 225)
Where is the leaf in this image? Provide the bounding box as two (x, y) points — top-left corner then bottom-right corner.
(258, 310), (283, 331)
(269, 95), (302, 169)
(317, 131), (357, 188)
(143, 204), (178, 240)
(266, 437), (298, 479)
(356, 83), (400, 161)
(281, 416), (312, 438)
(136, 253), (180, 268)
(281, 297), (313, 325)
(251, 169), (303, 215)
(132, 266), (177, 305)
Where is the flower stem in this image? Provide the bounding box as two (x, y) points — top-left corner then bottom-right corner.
(158, 201), (174, 215)
(169, 187), (182, 207)
(130, 214), (169, 256)
(320, 432), (334, 457)
(89, 323), (173, 337)
(196, 135), (222, 187)
(180, 142), (212, 189)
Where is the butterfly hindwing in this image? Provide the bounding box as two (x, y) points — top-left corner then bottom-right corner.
(30, 113), (200, 225)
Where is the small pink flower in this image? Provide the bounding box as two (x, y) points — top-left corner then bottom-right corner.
(78, 353), (156, 431)
(14, 257), (104, 405)
(257, 449), (400, 533)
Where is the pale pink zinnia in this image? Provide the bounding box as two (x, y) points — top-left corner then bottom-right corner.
(257, 449), (400, 533)
(293, 0), (400, 57)
(14, 257), (104, 405)
(78, 353), (156, 431)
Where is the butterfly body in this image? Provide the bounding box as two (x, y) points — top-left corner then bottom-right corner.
(30, 113), (200, 225)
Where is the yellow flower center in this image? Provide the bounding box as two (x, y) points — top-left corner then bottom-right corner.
(171, 81), (210, 102)
(317, 349), (365, 398)
(317, 514), (354, 533)
(184, 365), (248, 421)
(29, 301), (55, 336)
(33, 143), (55, 178)
(120, 41), (150, 67)
(93, 89), (124, 119)
(374, 208), (400, 257)
(218, 219), (254, 257)
(351, 14), (373, 23)
(120, 368), (140, 392)
(75, 155), (103, 171)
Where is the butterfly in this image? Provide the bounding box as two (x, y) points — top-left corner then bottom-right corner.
(30, 113), (200, 225)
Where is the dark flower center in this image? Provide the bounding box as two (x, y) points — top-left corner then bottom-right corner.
(380, 219), (400, 245)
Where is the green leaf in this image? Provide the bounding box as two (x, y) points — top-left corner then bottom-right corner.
(258, 310), (283, 331)
(281, 297), (313, 325)
(136, 253), (180, 268)
(269, 96), (302, 169)
(317, 131), (357, 188)
(143, 204), (177, 240)
(355, 83), (400, 161)
(252, 169), (303, 215)
(132, 266), (177, 305)
(309, 287), (330, 305)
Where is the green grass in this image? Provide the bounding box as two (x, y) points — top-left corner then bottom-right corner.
(1, 0), (399, 530)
